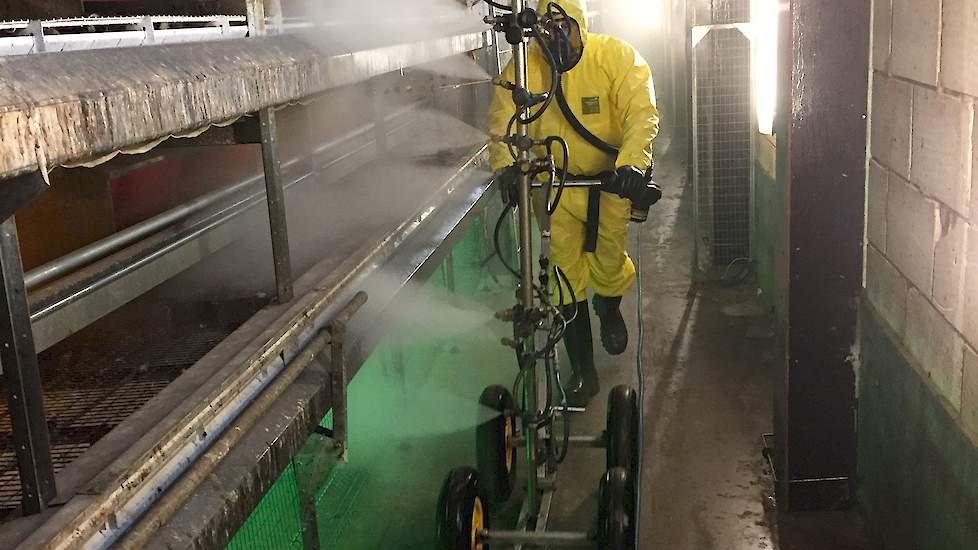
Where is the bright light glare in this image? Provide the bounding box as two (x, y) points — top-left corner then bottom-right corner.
(607, 0), (661, 32)
(625, 0), (659, 27)
(752, 0), (779, 135)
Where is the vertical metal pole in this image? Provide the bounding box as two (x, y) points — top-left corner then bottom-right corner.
(250, 0), (293, 302)
(246, 0), (265, 36)
(259, 108), (294, 303)
(328, 321), (348, 460)
(264, 0), (283, 34)
(0, 216), (55, 514)
(511, 0), (539, 520)
(690, 27), (703, 279)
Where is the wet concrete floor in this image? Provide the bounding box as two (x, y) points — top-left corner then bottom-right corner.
(547, 140), (872, 549)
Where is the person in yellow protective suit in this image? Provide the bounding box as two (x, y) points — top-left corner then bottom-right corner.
(488, 0), (659, 406)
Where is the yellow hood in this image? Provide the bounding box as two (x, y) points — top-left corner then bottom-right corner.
(537, 0), (588, 45)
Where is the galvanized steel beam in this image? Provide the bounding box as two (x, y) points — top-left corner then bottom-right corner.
(0, 214), (55, 514)
(258, 108), (294, 303)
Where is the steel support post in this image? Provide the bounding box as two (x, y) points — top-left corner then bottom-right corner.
(776, 0), (869, 511)
(245, 0), (265, 36)
(264, 0), (283, 33)
(327, 318), (349, 459)
(259, 108), (295, 303)
(248, 0), (293, 303)
(0, 215), (55, 514)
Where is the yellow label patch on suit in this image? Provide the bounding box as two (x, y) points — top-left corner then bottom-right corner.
(581, 96), (601, 114)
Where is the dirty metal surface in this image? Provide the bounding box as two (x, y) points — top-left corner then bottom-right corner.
(146, 153), (493, 550)
(0, 294), (264, 521)
(0, 30), (484, 181)
(0, 139), (489, 547)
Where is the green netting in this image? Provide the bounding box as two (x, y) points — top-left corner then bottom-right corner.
(227, 205), (518, 550)
(225, 462), (304, 550)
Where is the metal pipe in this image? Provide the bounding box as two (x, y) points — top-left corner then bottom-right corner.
(24, 175), (260, 290)
(56, 288), (369, 549)
(24, 102), (421, 292)
(565, 434), (605, 447)
(511, 0), (539, 520)
(482, 529), (591, 546)
(117, 292), (367, 549)
(28, 114), (421, 341)
(438, 78), (493, 90)
(531, 179), (602, 188)
(118, 331), (331, 548)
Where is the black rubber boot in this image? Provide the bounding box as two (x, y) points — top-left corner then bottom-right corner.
(561, 300), (600, 407)
(593, 295), (627, 356)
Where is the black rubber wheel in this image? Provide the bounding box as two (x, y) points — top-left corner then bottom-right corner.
(437, 467), (490, 550)
(597, 467), (637, 550)
(476, 385), (518, 506)
(606, 385), (639, 481)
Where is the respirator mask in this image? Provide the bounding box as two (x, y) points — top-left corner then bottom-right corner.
(544, 17), (580, 73)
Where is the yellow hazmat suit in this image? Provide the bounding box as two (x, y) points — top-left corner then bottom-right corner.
(488, 0), (659, 304)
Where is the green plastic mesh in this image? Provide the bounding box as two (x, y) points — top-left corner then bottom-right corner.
(227, 206), (516, 549)
(225, 462), (304, 550)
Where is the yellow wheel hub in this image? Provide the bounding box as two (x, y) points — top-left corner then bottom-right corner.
(471, 496), (485, 550)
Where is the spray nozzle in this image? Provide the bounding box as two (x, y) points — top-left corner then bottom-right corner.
(493, 78), (516, 91)
(492, 134), (537, 153)
(496, 307), (517, 322)
(438, 79), (493, 90)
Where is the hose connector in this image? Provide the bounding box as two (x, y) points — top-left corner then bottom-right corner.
(512, 87), (549, 109)
(492, 77), (516, 91)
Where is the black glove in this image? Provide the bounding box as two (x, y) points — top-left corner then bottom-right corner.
(495, 165), (521, 207)
(604, 166), (662, 223)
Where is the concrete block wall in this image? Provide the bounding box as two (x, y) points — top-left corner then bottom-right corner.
(868, 0), (978, 443)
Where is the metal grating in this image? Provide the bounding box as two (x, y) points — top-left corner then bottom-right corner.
(0, 298), (260, 518)
(692, 25), (753, 275)
(712, 0), (751, 23)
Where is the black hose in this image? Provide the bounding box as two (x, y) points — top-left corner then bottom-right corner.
(555, 81), (620, 156)
(483, 0), (512, 11)
(493, 204), (521, 278)
(544, 136), (569, 214)
(555, 265), (577, 314)
(547, 2), (570, 27)
(517, 26), (561, 125)
(505, 112), (520, 161)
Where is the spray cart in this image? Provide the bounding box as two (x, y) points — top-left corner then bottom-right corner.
(435, 1), (661, 547)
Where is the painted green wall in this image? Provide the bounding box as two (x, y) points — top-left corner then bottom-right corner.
(858, 304), (978, 550)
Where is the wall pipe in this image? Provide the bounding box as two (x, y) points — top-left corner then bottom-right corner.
(24, 102), (421, 292)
